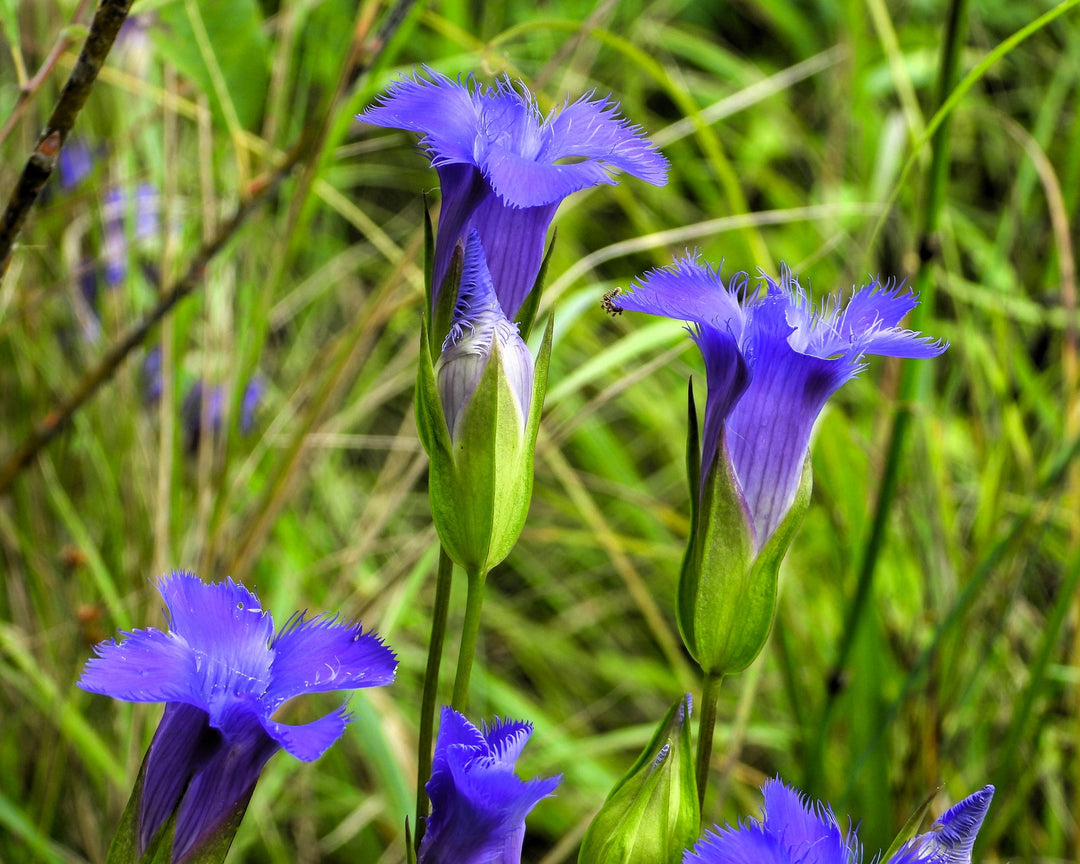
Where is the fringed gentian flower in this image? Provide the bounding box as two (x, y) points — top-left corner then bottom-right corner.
(78, 571), (397, 864)
(683, 779), (994, 864)
(360, 70), (669, 319)
(612, 255), (947, 548)
(608, 255), (947, 676)
(419, 707), (561, 864)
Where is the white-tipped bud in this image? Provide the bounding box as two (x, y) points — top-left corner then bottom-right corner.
(436, 232), (534, 442)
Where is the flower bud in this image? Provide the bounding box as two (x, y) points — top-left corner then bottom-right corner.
(415, 230), (551, 575)
(579, 695), (698, 864)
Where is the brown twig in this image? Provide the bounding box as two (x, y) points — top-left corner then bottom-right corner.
(0, 0), (94, 147)
(0, 142), (308, 497)
(0, 0), (134, 277)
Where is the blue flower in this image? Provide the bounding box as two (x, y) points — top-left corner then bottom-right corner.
(103, 183), (159, 286)
(419, 707), (561, 864)
(683, 780), (993, 864)
(360, 70), (668, 319)
(180, 381), (225, 453)
(888, 786), (995, 864)
(240, 376), (266, 435)
(78, 571), (397, 863)
(611, 255), (947, 550)
(58, 140), (95, 190)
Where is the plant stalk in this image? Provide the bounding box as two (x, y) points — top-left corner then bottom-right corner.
(414, 546), (454, 849)
(451, 568), (487, 711)
(695, 670), (723, 814)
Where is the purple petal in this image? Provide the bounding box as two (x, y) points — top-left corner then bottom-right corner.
(887, 786), (994, 864)
(694, 324), (750, 484)
(466, 194), (557, 319)
(480, 716), (534, 767)
(78, 626), (202, 706)
(726, 294), (851, 545)
(420, 709), (561, 864)
(359, 70), (481, 166)
(262, 613), (397, 708)
(260, 702), (351, 762)
(171, 710), (279, 863)
(616, 254), (747, 334)
(157, 572), (275, 710)
(760, 779), (857, 864)
(138, 703), (212, 855)
(430, 163), (488, 307)
(544, 93), (670, 186)
(682, 825), (789, 864)
(483, 140), (615, 207)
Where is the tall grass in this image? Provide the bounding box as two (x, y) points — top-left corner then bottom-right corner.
(1, 0), (1078, 861)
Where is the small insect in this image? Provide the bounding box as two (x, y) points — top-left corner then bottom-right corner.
(601, 288), (624, 315)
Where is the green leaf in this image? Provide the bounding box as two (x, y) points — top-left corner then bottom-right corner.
(880, 785), (942, 862)
(151, 0), (270, 130)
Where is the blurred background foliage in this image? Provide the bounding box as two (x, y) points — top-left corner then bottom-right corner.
(1, 0), (1079, 861)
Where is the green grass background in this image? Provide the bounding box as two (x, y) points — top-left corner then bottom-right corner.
(2, 0), (1079, 861)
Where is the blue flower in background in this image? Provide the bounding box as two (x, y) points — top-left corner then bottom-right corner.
(360, 70), (668, 318)
(181, 381), (225, 453)
(78, 571), (397, 862)
(611, 255), (947, 549)
(141, 346), (163, 405)
(419, 707), (561, 864)
(240, 376), (266, 435)
(683, 779), (993, 864)
(58, 140), (95, 190)
(103, 183), (159, 286)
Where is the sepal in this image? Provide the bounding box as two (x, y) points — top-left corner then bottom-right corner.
(678, 446), (811, 677)
(578, 694), (698, 864)
(881, 785), (942, 862)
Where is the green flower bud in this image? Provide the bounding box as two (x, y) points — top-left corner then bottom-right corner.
(579, 695), (698, 864)
(415, 230), (552, 575)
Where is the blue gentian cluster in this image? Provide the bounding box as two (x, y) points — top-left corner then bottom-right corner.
(74, 63), (988, 864)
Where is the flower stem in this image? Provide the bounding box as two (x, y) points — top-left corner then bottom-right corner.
(414, 546), (454, 849)
(695, 670), (723, 814)
(451, 568), (487, 711)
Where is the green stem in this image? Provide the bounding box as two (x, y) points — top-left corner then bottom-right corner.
(694, 670), (723, 815)
(808, 0), (970, 795)
(451, 568), (487, 711)
(413, 547), (454, 849)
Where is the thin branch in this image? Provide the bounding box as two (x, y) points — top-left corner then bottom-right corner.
(0, 142), (307, 497)
(0, 0), (134, 276)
